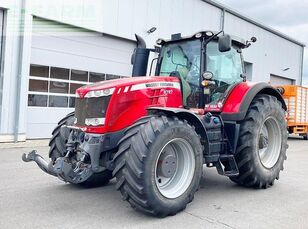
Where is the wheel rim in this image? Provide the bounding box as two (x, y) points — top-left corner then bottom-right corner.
(258, 116), (282, 168)
(155, 138), (195, 199)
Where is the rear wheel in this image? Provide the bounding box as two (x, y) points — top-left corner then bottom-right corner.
(113, 116), (203, 217)
(49, 112), (112, 188)
(230, 95), (288, 188)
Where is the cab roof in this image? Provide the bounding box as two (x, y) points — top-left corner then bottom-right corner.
(158, 31), (246, 48)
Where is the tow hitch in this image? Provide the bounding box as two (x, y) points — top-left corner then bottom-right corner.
(22, 150), (93, 184)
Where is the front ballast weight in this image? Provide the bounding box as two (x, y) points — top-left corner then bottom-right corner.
(22, 149), (93, 184)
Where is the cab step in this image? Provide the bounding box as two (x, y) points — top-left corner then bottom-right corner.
(216, 154), (239, 177)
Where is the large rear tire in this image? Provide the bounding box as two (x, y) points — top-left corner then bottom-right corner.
(49, 112), (112, 188)
(230, 95), (288, 188)
(113, 116), (203, 217)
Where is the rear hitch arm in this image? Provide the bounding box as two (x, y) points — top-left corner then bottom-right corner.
(22, 150), (58, 177)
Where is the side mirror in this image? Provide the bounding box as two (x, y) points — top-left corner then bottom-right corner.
(218, 35), (231, 52)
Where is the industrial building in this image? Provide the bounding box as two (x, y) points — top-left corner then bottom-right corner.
(0, 0), (305, 141)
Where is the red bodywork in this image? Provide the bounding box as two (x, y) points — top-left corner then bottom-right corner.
(76, 77), (183, 133)
(76, 77), (257, 134)
(221, 81), (257, 113)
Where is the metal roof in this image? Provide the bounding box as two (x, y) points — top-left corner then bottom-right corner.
(202, 0), (305, 47)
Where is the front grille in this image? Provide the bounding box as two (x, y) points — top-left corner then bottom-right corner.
(75, 96), (111, 126)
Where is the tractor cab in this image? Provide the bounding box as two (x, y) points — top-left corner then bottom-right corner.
(156, 32), (246, 109)
(133, 31), (249, 109)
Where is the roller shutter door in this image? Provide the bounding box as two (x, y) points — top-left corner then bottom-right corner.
(270, 74), (295, 86)
(27, 18), (135, 139)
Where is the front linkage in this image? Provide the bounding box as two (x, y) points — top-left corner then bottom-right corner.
(22, 149), (92, 184)
(22, 126), (105, 184)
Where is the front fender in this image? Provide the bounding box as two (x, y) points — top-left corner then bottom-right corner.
(147, 107), (209, 154)
(221, 82), (287, 121)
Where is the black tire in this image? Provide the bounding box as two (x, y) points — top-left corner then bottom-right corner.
(303, 133), (308, 140)
(230, 95), (288, 188)
(113, 116), (203, 217)
(49, 112), (112, 188)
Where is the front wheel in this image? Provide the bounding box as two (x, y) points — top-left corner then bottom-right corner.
(113, 116), (203, 217)
(230, 95), (288, 188)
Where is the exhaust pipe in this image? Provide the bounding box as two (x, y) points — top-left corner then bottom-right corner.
(22, 150), (57, 177)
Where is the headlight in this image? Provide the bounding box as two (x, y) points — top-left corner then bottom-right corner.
(85, 88), (115, 98)
(85, 118), (105, 126)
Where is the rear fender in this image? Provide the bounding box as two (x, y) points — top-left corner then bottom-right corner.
(147, 107), (209, 154)
(221, 82), (287, 121)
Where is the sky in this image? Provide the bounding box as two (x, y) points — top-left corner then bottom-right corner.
(217, 0), (308, 86)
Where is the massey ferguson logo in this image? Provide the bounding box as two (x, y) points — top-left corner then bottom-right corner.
(145, 82), (174, 88)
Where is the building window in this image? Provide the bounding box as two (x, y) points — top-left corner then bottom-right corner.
(50, 67), (69, 80)
(71, 70), (88, 82)
(89, 72), (105, 82)
(49, 81), (69, 94)
(49, 95), (68, 107)
(69, 97), (75, 108)
(29, 79), (48, 92)
(28, 94), (48, 107)
(106, 74), (120, 80)
(70, 83), (84, 94)
(30, 65), (49, 78)
(28, 64), (126, 108)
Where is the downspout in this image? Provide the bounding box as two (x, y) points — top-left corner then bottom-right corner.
(14, 0), (26, 142)
(300, 46), (305, 86)
(0, 11), (6, 126)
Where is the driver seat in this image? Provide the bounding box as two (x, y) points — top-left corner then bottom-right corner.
(170, 69), (191, 107)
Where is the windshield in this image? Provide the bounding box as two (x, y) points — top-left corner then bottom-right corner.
(157, 39), (243, 108)
(206, 41), (243, 103)
(158, 39), (201, 107)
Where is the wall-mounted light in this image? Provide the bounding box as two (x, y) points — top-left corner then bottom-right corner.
(147, 27), (157, 34)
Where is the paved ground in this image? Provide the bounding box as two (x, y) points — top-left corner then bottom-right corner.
(0, 137), (307, 229)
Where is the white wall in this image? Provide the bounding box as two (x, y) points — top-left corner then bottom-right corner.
(0, 0), (33, 141)
(28, 0), (303, 83)
(30, 0), (222, 46)
(31, 19), (135, 76)
(0, 0), (304, 141)
(224, 13), (302, 84)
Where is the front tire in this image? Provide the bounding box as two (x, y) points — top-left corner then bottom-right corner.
(230, 95), (288, 188)
(113, 116), (203, 217)
(49, 112), (112, 188)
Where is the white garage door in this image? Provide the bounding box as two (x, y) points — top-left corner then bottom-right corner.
(270, 74), (295, 86)
(27, 18), (135, 139)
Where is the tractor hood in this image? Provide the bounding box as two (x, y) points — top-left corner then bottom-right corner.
(74, 76), (183, 134)
(76, 76), (181, 98)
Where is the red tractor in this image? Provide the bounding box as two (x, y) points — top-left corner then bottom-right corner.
(23, 31), (288, 217)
